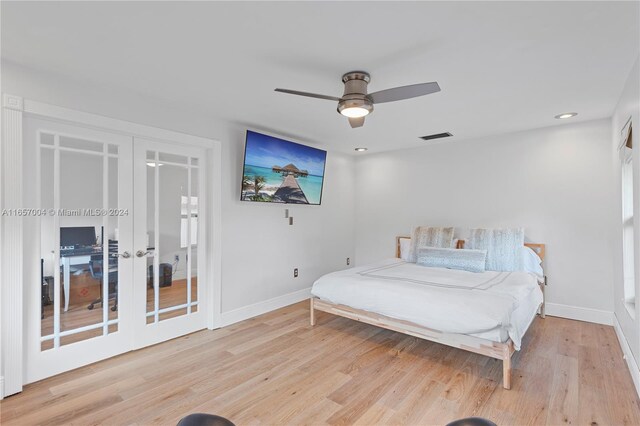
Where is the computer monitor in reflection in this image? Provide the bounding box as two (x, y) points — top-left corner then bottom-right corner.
(60, 226), (96, 247)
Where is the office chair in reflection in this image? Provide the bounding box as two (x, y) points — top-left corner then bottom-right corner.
(87, 258), (118, 311)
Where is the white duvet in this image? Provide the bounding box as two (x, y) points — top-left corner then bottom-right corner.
(311, 258), (543, 349)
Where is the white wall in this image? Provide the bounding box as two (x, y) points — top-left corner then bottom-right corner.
(220, 127), (355, 311)
(2, 60), (356, 317)
(354, 119), (616, 320)
(612, 56), (640, 366)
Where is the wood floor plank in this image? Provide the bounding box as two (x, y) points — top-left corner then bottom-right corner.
(2, 302), (639, 426)
(545, 354), (579, 425)
(388, 378), (445, 425)
(326, 367), (406, 425)
(353, 402), (395, 426)
(287, 398), (343, 426)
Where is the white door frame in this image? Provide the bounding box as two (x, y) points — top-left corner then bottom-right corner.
(0, 94), (222, 398)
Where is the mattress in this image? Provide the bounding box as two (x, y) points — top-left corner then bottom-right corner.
(469, 283), (541, 343)
(311, 258), (543, 350)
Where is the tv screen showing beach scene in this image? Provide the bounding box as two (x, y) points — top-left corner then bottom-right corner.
(241, 131), (327, 205)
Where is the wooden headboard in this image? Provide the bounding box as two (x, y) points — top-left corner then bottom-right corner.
(396, 236), (546, 261)
(523, 243), (545, 261)
(395, 236), (411, 258)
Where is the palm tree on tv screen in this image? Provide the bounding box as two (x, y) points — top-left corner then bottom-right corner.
(253, 175), (266, 197)
(242, 175), (251, 192)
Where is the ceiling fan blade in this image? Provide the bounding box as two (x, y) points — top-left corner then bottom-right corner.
(348, 117), (365, 128)
(368, 82), (441, 104)
(274, 88), (341, 102)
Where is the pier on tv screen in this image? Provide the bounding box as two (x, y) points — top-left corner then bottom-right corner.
(240, 131), (327, 205)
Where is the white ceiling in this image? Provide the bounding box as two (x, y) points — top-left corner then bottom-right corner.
(2, 1), (638, 154)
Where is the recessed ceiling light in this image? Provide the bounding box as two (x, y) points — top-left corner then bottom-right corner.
(354, 148), (368, 152)
(555, 112), (578, 119)
(146, 162), (163, 167)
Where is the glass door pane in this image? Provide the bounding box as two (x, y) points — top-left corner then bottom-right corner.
(145, 151), (200, 323)
(39, 133), (123, 351)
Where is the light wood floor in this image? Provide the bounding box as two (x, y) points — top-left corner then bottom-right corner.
(2, 301), (639, 425)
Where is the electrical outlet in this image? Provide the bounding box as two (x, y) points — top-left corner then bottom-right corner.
(174, 255), (179, 262)
(294, 268), (298, 278)
(347, 257), (350, 265)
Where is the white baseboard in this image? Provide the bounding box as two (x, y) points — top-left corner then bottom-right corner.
(613, 315), (640, 398)
(220, 287), (311, 327)
(0, 376), (4, 400)
(545, 302), (613, 325)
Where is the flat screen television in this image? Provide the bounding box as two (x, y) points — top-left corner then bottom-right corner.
(241, 130), (327, 205)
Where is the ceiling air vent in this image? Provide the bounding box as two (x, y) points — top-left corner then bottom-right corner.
(419, 132), (453, 141)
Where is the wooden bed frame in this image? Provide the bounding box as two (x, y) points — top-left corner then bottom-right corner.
(310, 236), (546, 389)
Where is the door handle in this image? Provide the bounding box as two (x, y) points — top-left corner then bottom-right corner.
(113, 251), (131, 259)
(136, 250), (153, 258)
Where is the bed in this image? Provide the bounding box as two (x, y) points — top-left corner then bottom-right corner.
(309, 236), (546, 389)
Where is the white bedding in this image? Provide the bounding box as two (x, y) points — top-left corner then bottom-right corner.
(311, 258), (543, 350)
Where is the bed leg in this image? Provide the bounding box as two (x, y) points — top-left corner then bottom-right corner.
(502, 343), (513, 390)
(310, 298), (316, 326)
(539, 279), (546, 318)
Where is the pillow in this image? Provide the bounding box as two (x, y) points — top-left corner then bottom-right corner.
(407, 226), (455, 263)
(467, 228), (524, 272)
(416, 247), (487, 273)
(522, 246), (544, 278)
(399, 238), (411, 261)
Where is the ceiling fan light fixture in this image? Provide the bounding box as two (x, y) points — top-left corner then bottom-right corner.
(338, 97), (373, 118)
(340, 106), (370, 118)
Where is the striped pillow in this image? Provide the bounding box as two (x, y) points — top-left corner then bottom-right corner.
(407, 226), (455, 263)
(467, 228), (524, 272)
(416, 247), (488, 273)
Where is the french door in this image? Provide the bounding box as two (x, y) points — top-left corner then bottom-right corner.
(132, 138), (207, 348)
(24, 117), (208, 383)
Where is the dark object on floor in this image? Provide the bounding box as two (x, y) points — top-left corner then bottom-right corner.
(446, 417), (497, 426)
(177, 413), (235, 426)
(148, 263), (173, 288)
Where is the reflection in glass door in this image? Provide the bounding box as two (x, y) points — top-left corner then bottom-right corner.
(40, 135), (123, 349)
(25, 117), (133, 384)
(134, 139), (206, 348)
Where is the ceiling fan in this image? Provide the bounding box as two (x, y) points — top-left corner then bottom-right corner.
(275, 71), (440, 128)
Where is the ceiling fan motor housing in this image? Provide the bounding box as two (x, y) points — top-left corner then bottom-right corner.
(337, 71), (374, 116)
